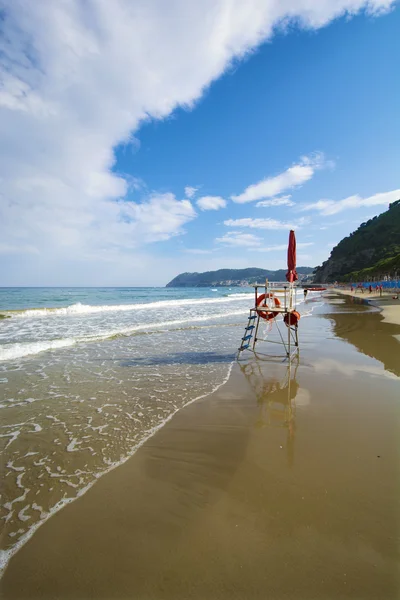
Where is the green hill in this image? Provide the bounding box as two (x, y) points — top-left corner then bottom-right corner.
(166, 267), (314, 287)
(342, 252), (400, 282)
(314, 199), (400, 282)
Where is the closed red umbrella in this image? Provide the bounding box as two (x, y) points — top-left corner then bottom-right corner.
(286, 230), (298, 283)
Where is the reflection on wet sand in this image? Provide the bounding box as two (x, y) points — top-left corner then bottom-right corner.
(326, 299), (400, 376)
(239, 358), (300, 467)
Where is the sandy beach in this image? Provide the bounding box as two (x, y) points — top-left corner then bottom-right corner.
(1, 293), (400, 599)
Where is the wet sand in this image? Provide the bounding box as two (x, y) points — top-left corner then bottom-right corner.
(334, 287), (400, 327)
(2, 295), (400, 599)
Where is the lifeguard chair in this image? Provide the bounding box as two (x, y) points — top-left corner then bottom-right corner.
(237, 230), (300, 361)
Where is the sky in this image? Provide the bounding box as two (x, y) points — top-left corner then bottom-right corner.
(0, 0), (399, 286)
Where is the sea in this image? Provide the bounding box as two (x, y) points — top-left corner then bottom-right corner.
(0, 285), (314, 573)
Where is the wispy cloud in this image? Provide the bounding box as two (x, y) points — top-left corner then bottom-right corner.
(231, 153), (328, 204)
(184, 248), (213, 254)
(0, 243), (39, 255)
(297, 254), (313, 262)
(215, 231), (262, 247)
(248, 242), (314, 252)
(185, 186), (198, 199)
(256, 195), (294, 208)
(301, 189), (400, 216)
(224, 217), (307, 230)
(196, 195), (227, 211)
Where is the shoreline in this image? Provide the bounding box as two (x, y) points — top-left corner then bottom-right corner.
(0, 361), (236, 580)
(1, 295), (400, 599)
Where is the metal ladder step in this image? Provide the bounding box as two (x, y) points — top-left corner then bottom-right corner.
(238, 312), (260, 352)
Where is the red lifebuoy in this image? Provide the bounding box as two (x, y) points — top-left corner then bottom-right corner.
(284, 310), (300, 328)
(256, 293), (281, 321)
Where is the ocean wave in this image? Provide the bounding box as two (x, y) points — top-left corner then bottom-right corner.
(0, 310), (246, 361)
(0, 338), (77, 361)
(3, 295), (254, 319)
(226, 292), (254, 298)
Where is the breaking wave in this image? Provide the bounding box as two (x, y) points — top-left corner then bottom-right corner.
(2, 294), (255, 319)
(0, 310), (246, 361)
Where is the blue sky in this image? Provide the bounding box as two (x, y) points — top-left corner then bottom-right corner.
(0, 0), (399, 286)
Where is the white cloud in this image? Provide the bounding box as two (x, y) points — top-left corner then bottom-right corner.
(224, 217), (307, 230)
(185, 186), (198, 199)
(256, 195), (294, 208)
(297, 254), (312, 262)
(301, 189), (400, 216)
(0, 242), (39, 255)
(196, 195), (227, 211)
(249, 242), (314, 252)
(119, 193), (197, 243)
(231, 153), (328, 204)
(184, 248), (213, 254)
(256, 244), (288, 252)
(0, 0), (395, 282)
(215, 231), (263, 247)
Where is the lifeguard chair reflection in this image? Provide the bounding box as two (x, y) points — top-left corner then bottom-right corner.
(239, 359), (299, 467)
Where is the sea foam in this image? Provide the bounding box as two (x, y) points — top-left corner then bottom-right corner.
(6, 294), (254, 319)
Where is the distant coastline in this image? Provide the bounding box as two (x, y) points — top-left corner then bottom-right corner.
(166, 267), (314, 288)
